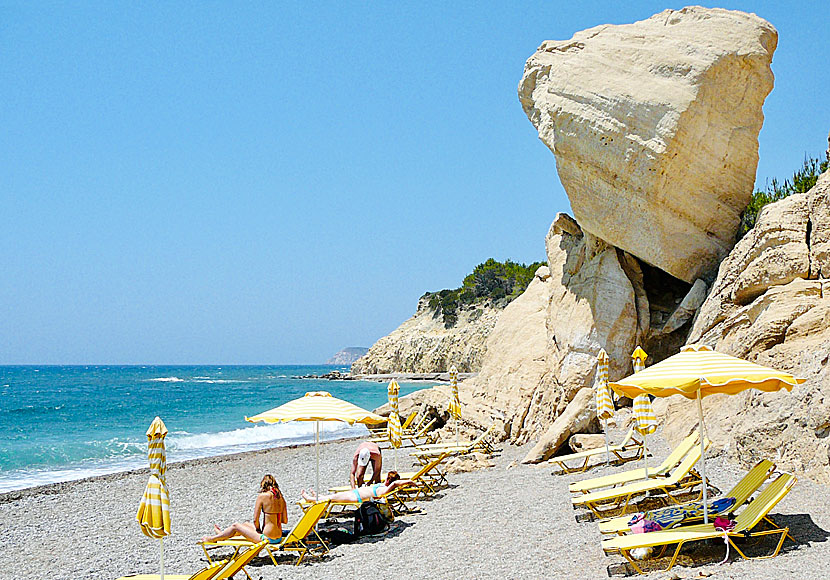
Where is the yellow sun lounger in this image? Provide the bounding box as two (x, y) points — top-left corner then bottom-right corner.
(598, 459), (775, 535)
(572, 438), (709, 518)
(368, 411), (417, 438)
(549, 427), (643, 475)
(201, 502), (330, 567)
(328, 452), (451, 497)
(119, 541), (267, 580)
(411, 424), (497, 461)
(602, 473), (796, 574)
(315, 453), (451, 516)
(569, 430), (700, 495)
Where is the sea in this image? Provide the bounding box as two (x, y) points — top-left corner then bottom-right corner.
(0, 365), (434, 493)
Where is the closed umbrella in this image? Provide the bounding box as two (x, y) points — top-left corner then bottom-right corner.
(246, 391), (385, 496)
(594, 349), (615, 464)
(387, 379), (402, 470)
(448, 365), (461, 446)
(136, 416), (171, 580)
(611, 344), (803, 523)
(631, 347), (656, 479)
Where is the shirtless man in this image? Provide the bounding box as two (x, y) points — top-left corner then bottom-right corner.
(350, 441), (382, 488)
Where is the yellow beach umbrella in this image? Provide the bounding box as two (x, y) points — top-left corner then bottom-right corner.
(448, 365), (461, 445)
(136, 416), (171, 580)
(594, 349), (614, 464)
(387, 379), (402, 470)
(631, 347), (656, 479)
(611, 344), (803, 522)
(246, 391), (385, 495)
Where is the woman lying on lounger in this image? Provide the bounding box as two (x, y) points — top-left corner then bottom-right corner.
(200, 474), (288, 545)
(301, 471), (415, 504)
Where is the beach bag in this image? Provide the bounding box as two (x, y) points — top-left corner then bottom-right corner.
(354, 501), (388, 536)
(376, 500), (395, 523)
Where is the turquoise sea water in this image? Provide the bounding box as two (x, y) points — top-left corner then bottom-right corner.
(0, 365), (433, 493)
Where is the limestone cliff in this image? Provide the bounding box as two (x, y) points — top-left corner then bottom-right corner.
(350, 298), (500, 374)
(659, 169), (830, 483)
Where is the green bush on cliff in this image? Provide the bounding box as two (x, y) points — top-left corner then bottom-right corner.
(423, 258), (546, 327)
(738, 153), (829, 239)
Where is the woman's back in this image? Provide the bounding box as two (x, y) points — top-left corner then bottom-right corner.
(259, 489), (287, 539)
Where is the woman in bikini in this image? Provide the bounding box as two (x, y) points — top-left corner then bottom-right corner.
(301, 471), (415, 504)
(200, 474), (288, 545)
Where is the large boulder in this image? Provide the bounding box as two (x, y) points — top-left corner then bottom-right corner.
(519, 6), (777, 283)
(662, 170), (830, 483)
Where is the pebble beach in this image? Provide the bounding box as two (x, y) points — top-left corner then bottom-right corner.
(1, 431), (829, 580)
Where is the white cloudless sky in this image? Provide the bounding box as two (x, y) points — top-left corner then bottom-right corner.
(1, 1), (828, 363)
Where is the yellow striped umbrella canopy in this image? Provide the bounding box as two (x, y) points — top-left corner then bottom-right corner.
(387, 380), (402, 449)
(136, 416), (171, 539)
(631, 347), (656, 435)
(594, 349), (614, 421)
(448, 365), (461, 420)
(245, 391), (386, 425)
(610, 343), (803, 524)
(245, 391), (384, 496)
(610, 344), (804, 399)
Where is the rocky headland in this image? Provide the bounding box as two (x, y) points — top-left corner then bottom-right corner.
(326, 347), (369, 365)
(350, 298), (501, 374)
(367, 7), (830, 484)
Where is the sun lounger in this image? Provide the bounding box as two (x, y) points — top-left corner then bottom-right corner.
(549, 427), (643, 475)
(368, 411), (417, 438)
(598, 459), (775, 535)
(410, 424), (497, 462)
(119, 541), (267, 580)
(298, 486), (410, 518)
(328, 452), (452, 496)
(200, 502), (330, 567)
(569, 431), (700, 495)
(572, 438), (709, 518)
(312, 453), (451, 516)
(373, 417), (439, 447)
(602, 473), (797, 574)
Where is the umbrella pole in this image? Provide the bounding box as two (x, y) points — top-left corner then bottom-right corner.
(697, 387), (708, 524)
(160, 537), (164, 580)
(315, 421), (320, 498)
(642, 435), (649, 480)
(603, 418), (610, 465)
(455, 417), (459, 447)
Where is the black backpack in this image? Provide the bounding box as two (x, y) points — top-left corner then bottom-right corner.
(354, 501), (388, 536)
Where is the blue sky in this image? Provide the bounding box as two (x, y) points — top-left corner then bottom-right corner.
(2, 2), (828, 364)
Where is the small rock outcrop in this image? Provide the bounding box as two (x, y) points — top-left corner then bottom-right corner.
(519, 6), (777, 283)
(660, 169), (830, 483)
(350, 299), (500, 374)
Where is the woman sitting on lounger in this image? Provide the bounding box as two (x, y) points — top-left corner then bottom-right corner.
(200, 474), (288, 544)
(302, 471), (415, 504)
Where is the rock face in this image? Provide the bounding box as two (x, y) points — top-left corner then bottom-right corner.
(350, 299), (501, 374)
(394, 214), (695, 463)
(660, 169), (830, 483)
(519, 6), (777, 283)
